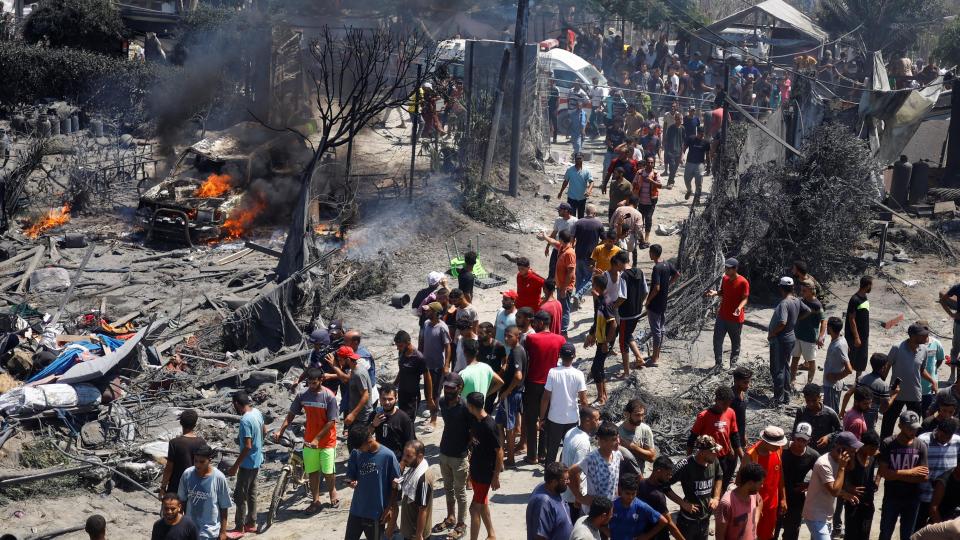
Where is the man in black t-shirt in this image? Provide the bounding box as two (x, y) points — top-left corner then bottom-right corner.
(496, 325), (526, 466)
(152, 494), (200, 540)
(931, 465), (960, 521)
(466, 391), (503, 540)
(393, 330), (432, 422)
(458, 251), (477, 302)
(877, 410), (929, 540)
(665, 435), (723, 540)
(372, 383), (415, 460)
(618, 263), (648, 374)
(644, 244), (680, 367)
(437, 373), (472, 536)
(477, 322), (507, 413)
(638, 456), (683, 540)
(160, 409), (205, 499)
(780, 423), (820, 540)
(844, 430), (880, 540)
(682, 128), (710, 201)
(845, 276), (872, 376)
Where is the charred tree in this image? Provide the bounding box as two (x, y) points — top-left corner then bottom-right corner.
(275, 25), (435, 281)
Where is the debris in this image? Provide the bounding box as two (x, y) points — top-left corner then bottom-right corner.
(882, 313), (905, 330)
(28, 268), (71, 293)
(655, 223), (681, 236)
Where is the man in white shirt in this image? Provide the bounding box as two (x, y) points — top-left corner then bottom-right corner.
(540, 342), (588, 463)
(562, 406), (601, 521)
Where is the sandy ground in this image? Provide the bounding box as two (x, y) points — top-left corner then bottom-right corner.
(5, 121), (958, 540)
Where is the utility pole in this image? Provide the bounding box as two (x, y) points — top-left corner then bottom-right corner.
(508, 0), (529, 197)
(409, 64), (421, 202)
(481, 49), (512, 186)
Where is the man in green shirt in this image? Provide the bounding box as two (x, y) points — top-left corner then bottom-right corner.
(791, 279), (825, 393)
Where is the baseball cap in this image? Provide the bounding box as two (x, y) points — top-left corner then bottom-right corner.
(693, 434), (722, 452)
(574, 152), (583, 160)
(306, 328), (330, 346)
(835, 431), (863, 449)
(559, 342), (576, 358)
(793, 422), (813, 440)
(900, 410), (922, 429)
(724, 257), (738, 268)
(908, 323), (930, 337)
(327, 319), (344, 333)
(689, 105), (697, 110)
(427, 301), (443, 313)
(427, 271), (445, 287)
(759, 426), (788, 447)
(557, 202), (573, 212)
(442, 372), (463, 388)
(335, 345), (360, 359)
(501, 290), (519, 300)
(779, 276), (794, 287)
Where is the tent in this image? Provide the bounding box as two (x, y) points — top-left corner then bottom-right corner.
(695, 0), (827, 60)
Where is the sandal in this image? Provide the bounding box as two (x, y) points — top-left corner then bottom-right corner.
(303, 502), (323, 515)
(329, 499), (341, 509)
(445, 523), (467, 540)
(432, 517), (456, 534)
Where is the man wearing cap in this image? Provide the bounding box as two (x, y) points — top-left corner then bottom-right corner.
(845, 276), (873, 379)
(568, 205), (604, 304)
(791, 279), (826, 392)
(782, 423), (820, 540)
(878, 410), (930, 540)
(413, 271), (446, 321)
(559, 154), (594, 219)
(543, 203), (578, 281)
(746, 426), (789, 540)
(346, 329), (379, 412)
(882, 324), (935, 439)
(706, 257), (749, 369)
(301, 328), (338, 393)
(523, 310), (567, 464)
(666, 434), (723, 540)
(494, 291), (517, 345)
(435, 373), (470, 539)
(768, 276), (812, 405)
(540, 342), (588, 463)
(419, 301), (450, 432)
(802, 432), (860, 540)
(917, 417), (960, 531)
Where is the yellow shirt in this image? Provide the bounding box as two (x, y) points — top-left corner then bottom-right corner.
(591, 244), (621, 272)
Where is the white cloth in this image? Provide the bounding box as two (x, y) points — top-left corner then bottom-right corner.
(400, 458), (429, 502)
(544, 365), (586, 424)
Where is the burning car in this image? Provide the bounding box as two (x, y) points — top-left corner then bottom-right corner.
(137, 122), (311, 245)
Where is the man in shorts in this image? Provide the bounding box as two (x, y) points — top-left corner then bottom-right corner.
(792, 279), (825, 392)
(274, 367), (340, 513)
(496, 325), (526, 467)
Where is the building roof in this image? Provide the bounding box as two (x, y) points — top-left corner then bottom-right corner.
(705, 0), (828, 42)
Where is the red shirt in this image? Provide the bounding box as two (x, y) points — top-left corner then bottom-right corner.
(517, 271), (545, 311)
(540, 299), (563, 335)
(523, 331), (566, 385)
(718, 274), (749, 323)
(691, 407), (739, 456)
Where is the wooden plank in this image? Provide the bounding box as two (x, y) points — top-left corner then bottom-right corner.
(199, 349), (311, 386)
(0, 246), (42, 271)
(15, 246), (46, 293)
(933, 201), (955, 216)
(215, 248), (253, 266)
(244, 241), (282, 258)
(111, 299), (163, 326)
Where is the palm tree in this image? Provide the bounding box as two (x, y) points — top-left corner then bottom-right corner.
(816, 0), (944, 54)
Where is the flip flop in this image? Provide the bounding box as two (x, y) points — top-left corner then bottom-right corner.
(303, 502), (323, 515)
(329, 499), (341, 509)
(225, 532), (245, 540)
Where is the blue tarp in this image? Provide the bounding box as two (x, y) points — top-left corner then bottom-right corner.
(27, 334), (127, 383)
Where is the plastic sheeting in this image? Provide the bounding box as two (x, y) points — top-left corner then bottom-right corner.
(26, 334), (127, 383)
(860, 51), (943, 166)
(225, 277), (305, 352)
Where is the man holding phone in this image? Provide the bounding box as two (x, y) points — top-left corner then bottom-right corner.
(882, 324), (936, 439)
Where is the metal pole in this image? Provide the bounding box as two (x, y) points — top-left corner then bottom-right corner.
(720, 59), (730, 183)
(409, 64), (421, 203)
(480, 49), (512, 186)
(508, 0), (529, 197)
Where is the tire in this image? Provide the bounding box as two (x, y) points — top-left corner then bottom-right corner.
(266, 467), (291, 529)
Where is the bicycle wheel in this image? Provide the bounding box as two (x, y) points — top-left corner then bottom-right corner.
(266, 468), (291, 528)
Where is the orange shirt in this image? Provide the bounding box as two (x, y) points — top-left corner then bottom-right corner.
(290, 387), (339, 448)
(556, 245), (576, 294)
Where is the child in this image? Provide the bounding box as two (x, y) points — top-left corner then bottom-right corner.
(585, 274), (617, 405)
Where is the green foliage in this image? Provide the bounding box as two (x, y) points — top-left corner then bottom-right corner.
(0, 42), (164, 119)
(816, 0), (944, 54)
(934, 18), (960, 67)
(23, 0), (126, 55)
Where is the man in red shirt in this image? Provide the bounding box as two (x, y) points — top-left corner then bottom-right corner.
(601, 144), (639, 189)
(706, 258), (749, 369)
(540, 279), (563, 336)
(522, 311), (567, 465)
(688, 385), (744, 490)
(515, 256), (545, 312)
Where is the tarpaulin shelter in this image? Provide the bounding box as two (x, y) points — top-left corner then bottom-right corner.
(694, 0), (827, 60)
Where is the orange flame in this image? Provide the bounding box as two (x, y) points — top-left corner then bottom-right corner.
(313, 222), (344, 238)
(25, 204), (71, 238)
(222, 197), (267, 239)
(194, 173), (232, 198)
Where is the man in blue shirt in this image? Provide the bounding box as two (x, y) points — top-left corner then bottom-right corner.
(178, 445), (232, 540)
(570, 101), (588, 156)
(611, 473), (668, 540)
(227, 391), (264, 534)
(558, 153), (594, 219)
(526, 462), (574, 540)
(346, 425), (401, 540)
